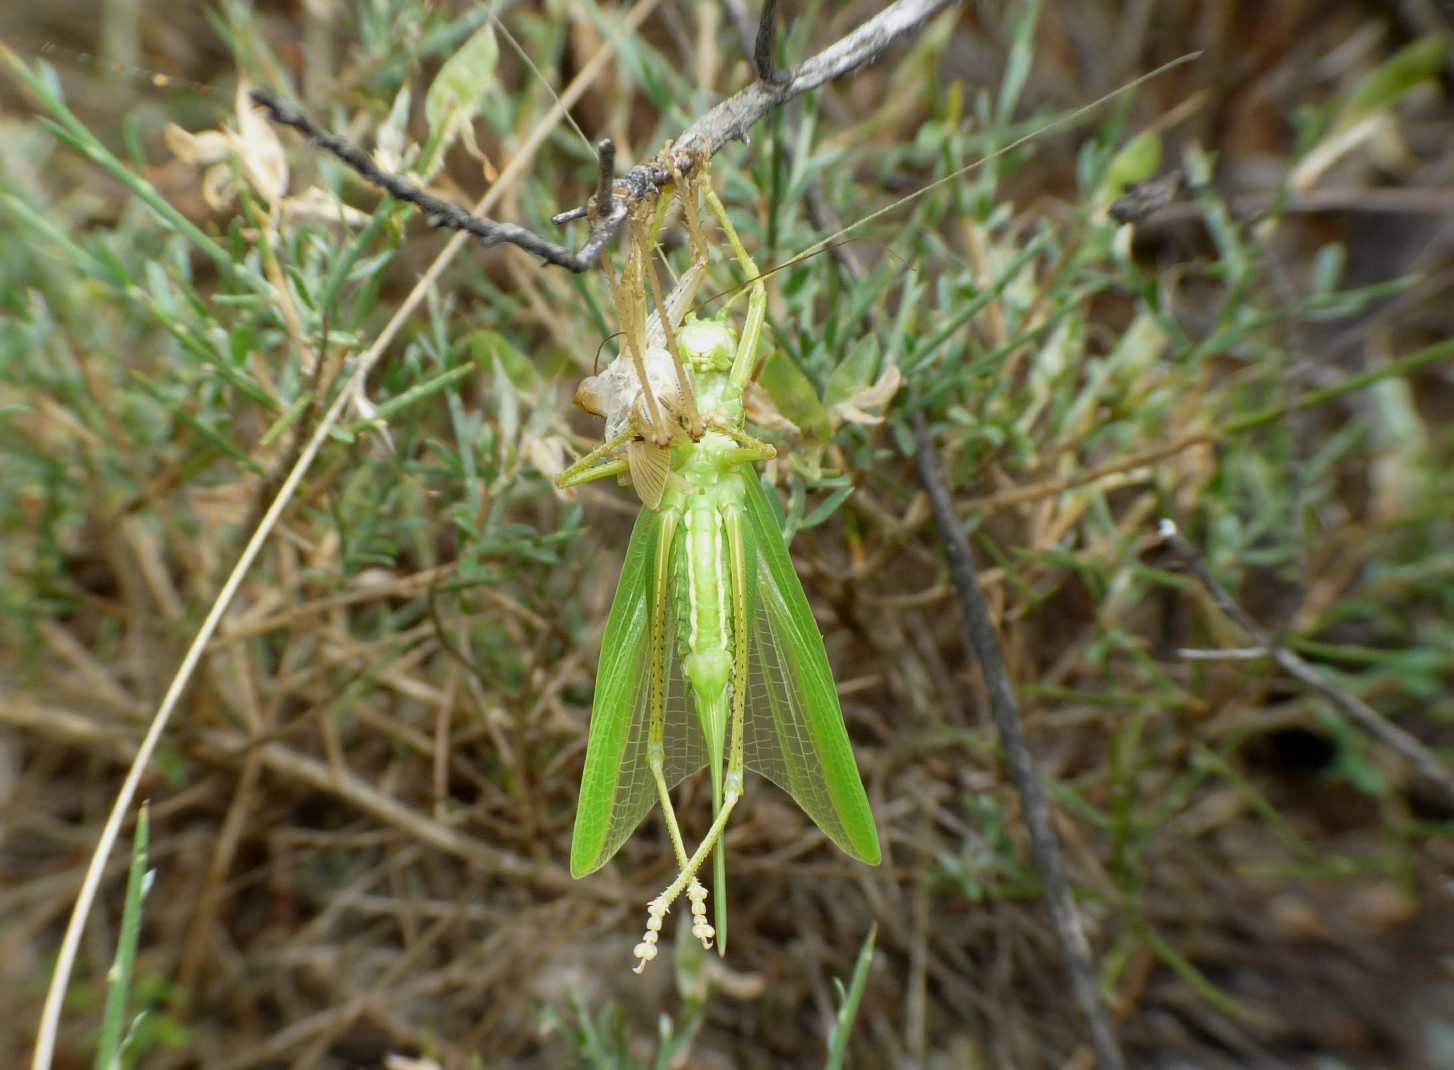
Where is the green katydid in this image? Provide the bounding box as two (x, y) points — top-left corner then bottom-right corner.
(556, 164), (881, 973)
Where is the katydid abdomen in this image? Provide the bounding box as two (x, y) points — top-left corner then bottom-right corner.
(675, 461), (752, 955)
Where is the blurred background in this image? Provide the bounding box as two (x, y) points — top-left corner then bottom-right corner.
(2, 1), (1453, 1067)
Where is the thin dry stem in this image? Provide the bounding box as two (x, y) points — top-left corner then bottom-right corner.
(1160, 520), (1454, 807)
(913, 412), (1128, 1070)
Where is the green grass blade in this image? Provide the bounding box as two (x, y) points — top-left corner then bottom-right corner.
(825, 924), (877, 1070)
(1, 44), (272, 298)
(93, 803), (151, 1070)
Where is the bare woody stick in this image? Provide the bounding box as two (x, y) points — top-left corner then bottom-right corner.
(912, 414), (1129, 1070)
(804, 176), (1126, 1068)
(252, 0), (959, 271)
(1158, 519), (1454, 807)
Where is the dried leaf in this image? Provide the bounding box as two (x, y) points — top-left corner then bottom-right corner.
(164, 123), (231, 167)
(232, 79), (288, 204)
(200, 164), (238, 213)
(279, 186), (372, 227)
(744, 382), (800, 434)
(373, 84), (412, 174)
(833, 366), (902, 426)
(524, 434), (569, 486)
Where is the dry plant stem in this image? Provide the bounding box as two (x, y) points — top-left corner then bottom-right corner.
(25, 2), (666, 1065)
(1159, 520), (1454, 807)
(249, 91), (631, 271)
(257, 0), (959, 268)
(912, 412), (1127, 1070)
(753, 0), (786, 84)
(669, 0), (956, 157)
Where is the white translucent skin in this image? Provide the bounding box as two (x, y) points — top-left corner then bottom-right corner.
(576, 343), (686, 442)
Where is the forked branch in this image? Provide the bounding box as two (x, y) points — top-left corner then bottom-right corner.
(252, 0), (958, 271)
(1159, 520), (1454, 807)
(249, 89), (632, 271)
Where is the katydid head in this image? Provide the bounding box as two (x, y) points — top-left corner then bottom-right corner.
(677, 311), (744, 423)
(678, 314), (735, 375)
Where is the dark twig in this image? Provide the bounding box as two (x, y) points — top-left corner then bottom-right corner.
(253, 0), (957, 272)
(594, 136), (616, 219)
(755, 0), (787, 84)
(668, 0), (956, 159)
(912, 413), (1128, 1070)
(1159, 519), (1454, 807)
(250, 90), (629, 271)
(807, 178), (1122, 1063)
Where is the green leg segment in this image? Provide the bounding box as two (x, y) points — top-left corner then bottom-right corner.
(556, 426), (635, 490)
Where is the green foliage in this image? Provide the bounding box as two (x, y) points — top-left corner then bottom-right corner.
(86, 807), (190, 1069)
(539, 933), (710, 1069)
(825, 925), (877, 1070)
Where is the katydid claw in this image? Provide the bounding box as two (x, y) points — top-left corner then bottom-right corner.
(631, 935), (658, 973)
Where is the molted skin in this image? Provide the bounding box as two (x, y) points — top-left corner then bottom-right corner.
(575, 341), (683, 439)
(576, 310), (739, 443)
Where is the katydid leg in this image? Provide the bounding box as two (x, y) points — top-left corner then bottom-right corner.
(556, 426), (636, 489)
(633, 772), (741, 973)
(704, 190), (768, 390)
(609, 222), (669, 443)
(644, 509), (692, 870)
(715, 501), (752, 956)
(646, 254), (702, 438)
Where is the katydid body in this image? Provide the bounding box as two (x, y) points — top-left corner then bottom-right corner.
(559, 177), (880, 972)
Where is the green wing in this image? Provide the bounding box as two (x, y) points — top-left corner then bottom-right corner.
(571, 507), (705, 878)
(739, 475), (882, 865)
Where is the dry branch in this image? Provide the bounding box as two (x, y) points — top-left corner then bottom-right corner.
(1160, 519), (1454, 807)
(804, 180), (1126, 1070)
(913, 414), (1129, 1070)
(254, 0), (959, 271)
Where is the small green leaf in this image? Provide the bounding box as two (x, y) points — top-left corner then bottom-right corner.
(759, 352), (831, 440)
(825, 334), (880, 410)
(825, 925), (877, 1070)
(95, 804), (150, 1070)
(1337, 33), (1448, 128)
(1102, 129), (1162, 199)
(1311, 243), (1346, 295)
(422, 21), (499, 171)
(801, 482), (855, 530)
(468, 329), (539, 393)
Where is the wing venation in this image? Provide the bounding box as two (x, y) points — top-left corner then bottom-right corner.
(738, 476), (881, 865)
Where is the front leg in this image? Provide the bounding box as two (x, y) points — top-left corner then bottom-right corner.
(555, 427), (635, 490)
(704, 189), (768, 391)
(710, 419), (777, 466)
